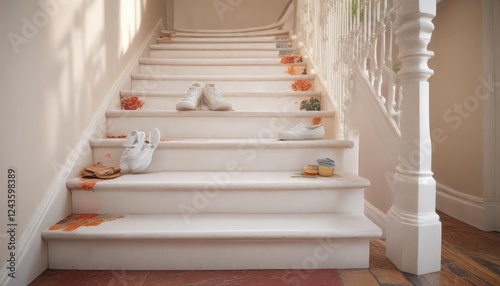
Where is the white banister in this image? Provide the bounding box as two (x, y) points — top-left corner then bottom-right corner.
(294, 0), (403, 140)
(293, 0), (441, 275)
(385, 0), (441, 275)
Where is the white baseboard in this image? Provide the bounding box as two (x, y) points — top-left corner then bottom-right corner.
(364, 183), (491, 236)
(0, 19), (165, 286)
(436, 182), (487, 230)
(364, 200), (386, 239)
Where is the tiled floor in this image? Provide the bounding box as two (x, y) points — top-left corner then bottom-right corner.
(29, 212), (500, 286)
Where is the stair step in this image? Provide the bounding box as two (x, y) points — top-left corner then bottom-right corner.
(150, 49), (299, 59)
(157, 36), (290, 43)
(130, 74), (315, 92)
(139, 58), (300, 65)
(160, 29), (290, 38)
(152, 42), (293, 49)
(105, 110), (335, 139)
(120, 90), (318, 111)
(42, 213), (382, 270)
(151, 45), (297, 51)
(69, 171), (368, 214)
(91, 139), (347, 172)
(140, 59), (307, 76)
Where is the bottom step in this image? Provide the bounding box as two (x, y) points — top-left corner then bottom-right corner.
(42, 213), (381, 270)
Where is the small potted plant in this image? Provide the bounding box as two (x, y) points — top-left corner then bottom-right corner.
(300, 97), (322, 125)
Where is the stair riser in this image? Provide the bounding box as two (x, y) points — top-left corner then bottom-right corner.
(93, 143), (341, 172)
(122, 95), (316, 111)
(150, 50), (296, 58)
(131, 79), (313, 92)
(139, 65), (306, 76)
(47, 238), (370, 270)
(72, 188), (364, 214)
(106, 117), (334, 140)
(158, 36), (290, 43)
(162, 30), (289, 38)
(153, 42), (293, 49)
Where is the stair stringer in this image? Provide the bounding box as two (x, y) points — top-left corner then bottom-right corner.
(350, 68), (402, 235)
(0, 19), (166, 286)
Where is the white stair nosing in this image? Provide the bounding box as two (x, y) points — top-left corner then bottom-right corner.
(160, 29), (290, 38)
(149, 45), (298, 51)
(66, 171), (368, 192)
(90, 139), (353, 149)
(139, 58), (304, 66)
(120, 90), (321, 98)
(130, 74), (314, 81)
(42, 213), (381, 241)
(157, 38), (291, 44)
(105, 110), (334, 118)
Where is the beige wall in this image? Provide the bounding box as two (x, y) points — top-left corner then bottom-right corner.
(170, 0), (289, 30)
(0, 0), (165, 283)
(429, 0), (484, 198)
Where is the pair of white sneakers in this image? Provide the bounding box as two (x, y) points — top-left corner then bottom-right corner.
(119, 128), (161, 174)
(176, 83), (232, 111)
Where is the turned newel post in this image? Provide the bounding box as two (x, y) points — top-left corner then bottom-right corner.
(385, 0), (442, 275)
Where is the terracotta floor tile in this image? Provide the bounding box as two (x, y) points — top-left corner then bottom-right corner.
(370, 268), (412, 285)
(338, 269), (379, 286)
(28, 270), (150, 286)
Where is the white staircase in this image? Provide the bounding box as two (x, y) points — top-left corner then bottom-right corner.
(42, 27), (382, 270)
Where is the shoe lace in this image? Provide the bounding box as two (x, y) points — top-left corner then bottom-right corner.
(206, 86), (224, 101)
(183, 87), (199, 101)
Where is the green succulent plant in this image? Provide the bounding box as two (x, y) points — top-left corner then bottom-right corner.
(300, 97), (321, 111)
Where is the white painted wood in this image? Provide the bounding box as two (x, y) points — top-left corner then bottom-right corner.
(436, 183), (486, 230)
(151, 45), (297, 52)
(152, 42), (292, 49)
(139, 58), (288, 65)
(69, 171), (368, 214)
(149, 49), (294, 58)
(157, 36), (290, 43)
(120, 90), (319, 111)
(92, 139), (347, 171)
(364, 200), (387, 239)
(42, 213), (381, 270)
(139, 63), (305, 76)
(41, 12), (384, 273)
(105, 110), (335, 139)
(386, 0), (442, 275)
(130, 74), (315, 92)
(161, 29), (290, 38)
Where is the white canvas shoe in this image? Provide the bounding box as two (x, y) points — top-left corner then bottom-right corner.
(203, 84), (232, 111)
(176, 83), (203, 111)
(120, 130), (145, 174)
(129, 128), (161, 174)
(278, 123), (325, 140)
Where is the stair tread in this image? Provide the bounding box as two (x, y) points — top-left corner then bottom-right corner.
(120, 90), (320, 97)
(157, 38), (291, 44)
(90, 138), (352, 149)
(151, 44), (297, 50)
(139, 58), (303, 66)
(67, 171), (369, 191)
(106, 110), (334, 117)
(160, 29), (290, 38)
(42, 212), (381, 240)
(131, 74), (314, 81)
